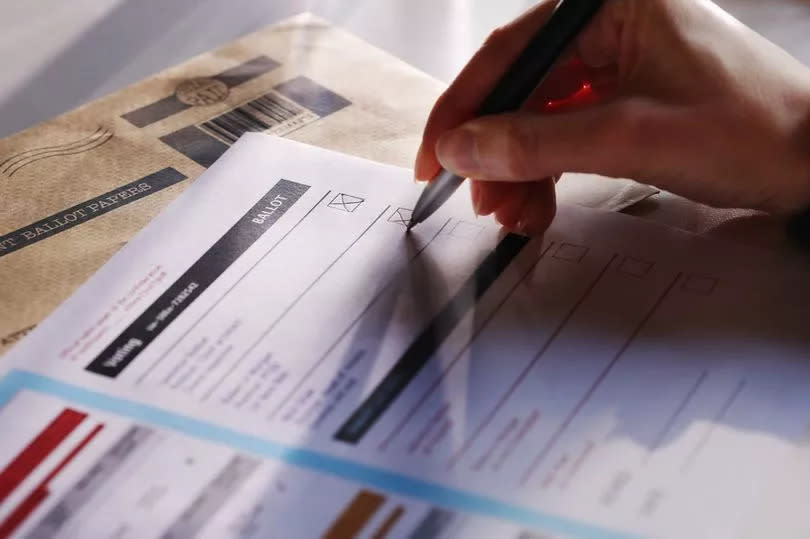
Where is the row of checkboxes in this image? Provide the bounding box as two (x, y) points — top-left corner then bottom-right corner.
(326, 194), (718, 296)
(552, 242), (717, 295)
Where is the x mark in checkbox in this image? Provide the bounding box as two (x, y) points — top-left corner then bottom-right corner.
(388, 207), (413, 226)
(328, 193), (364, 213)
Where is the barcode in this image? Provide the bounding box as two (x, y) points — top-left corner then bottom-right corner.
(199, 93), (303, 144)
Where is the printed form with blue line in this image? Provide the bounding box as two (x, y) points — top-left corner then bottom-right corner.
(2, 134), (810, 539)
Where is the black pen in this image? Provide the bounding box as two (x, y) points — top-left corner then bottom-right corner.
(407, 0), (605, 230)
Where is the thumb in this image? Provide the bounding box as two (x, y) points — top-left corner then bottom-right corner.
(435, 99), (680, 183)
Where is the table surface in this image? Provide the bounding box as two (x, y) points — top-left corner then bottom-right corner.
(3, 0), (810, 247)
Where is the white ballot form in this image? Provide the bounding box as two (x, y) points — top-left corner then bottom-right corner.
(2, 134), (810, 539)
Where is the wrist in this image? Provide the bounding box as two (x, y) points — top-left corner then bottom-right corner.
(783, 76), (810, 246)
(783, 76), (810, 214)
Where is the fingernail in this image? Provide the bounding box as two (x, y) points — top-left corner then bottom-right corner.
(436, 128), (479, 176)
(498, 216), (519, 232)
(470, 183), (481, 216)
(413, 143), (430, 182)
(518, 216), (548, 237)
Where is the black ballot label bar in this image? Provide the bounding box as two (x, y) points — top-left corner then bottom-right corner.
(334, 233), (531, 444)
(85, 179), (309, 378)
(0, 168), (187, 258)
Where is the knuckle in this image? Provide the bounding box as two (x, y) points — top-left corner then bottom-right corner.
(423, 90), (463, 142)
(482, 25), (511, 50)
(427, 90), (454, 125)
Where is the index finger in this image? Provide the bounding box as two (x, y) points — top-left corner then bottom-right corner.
(414, 0), (560, 181)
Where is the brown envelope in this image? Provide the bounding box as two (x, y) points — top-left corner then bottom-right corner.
(0, 13), (655, 356)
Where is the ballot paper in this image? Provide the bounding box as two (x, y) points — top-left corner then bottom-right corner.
(3, 134), (810, 539)
(0, 13), (656, 358)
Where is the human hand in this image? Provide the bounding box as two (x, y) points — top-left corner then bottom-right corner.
(414, 0), (810, 234)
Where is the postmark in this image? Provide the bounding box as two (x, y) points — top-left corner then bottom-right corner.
(175, 78), (229, 106)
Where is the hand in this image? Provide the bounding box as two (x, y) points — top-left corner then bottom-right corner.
(414, 0), (810, 234)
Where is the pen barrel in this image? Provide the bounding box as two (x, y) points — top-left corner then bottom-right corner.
(412, 169), (465, 223)
(477, 0), (605, 116)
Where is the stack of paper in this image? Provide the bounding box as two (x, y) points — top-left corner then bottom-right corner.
(2, 134), (809, 538)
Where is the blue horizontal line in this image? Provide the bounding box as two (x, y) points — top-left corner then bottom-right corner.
(0, 369), (637, 539)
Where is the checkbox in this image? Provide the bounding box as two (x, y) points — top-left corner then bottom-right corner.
(553, 243), (589, 263)
(449, 220), (484, 239)
(388, 207), (413, 226)
(328, 193), (364, 213)
(618, 256), (654, 278)
(682, 275), (718, 295)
